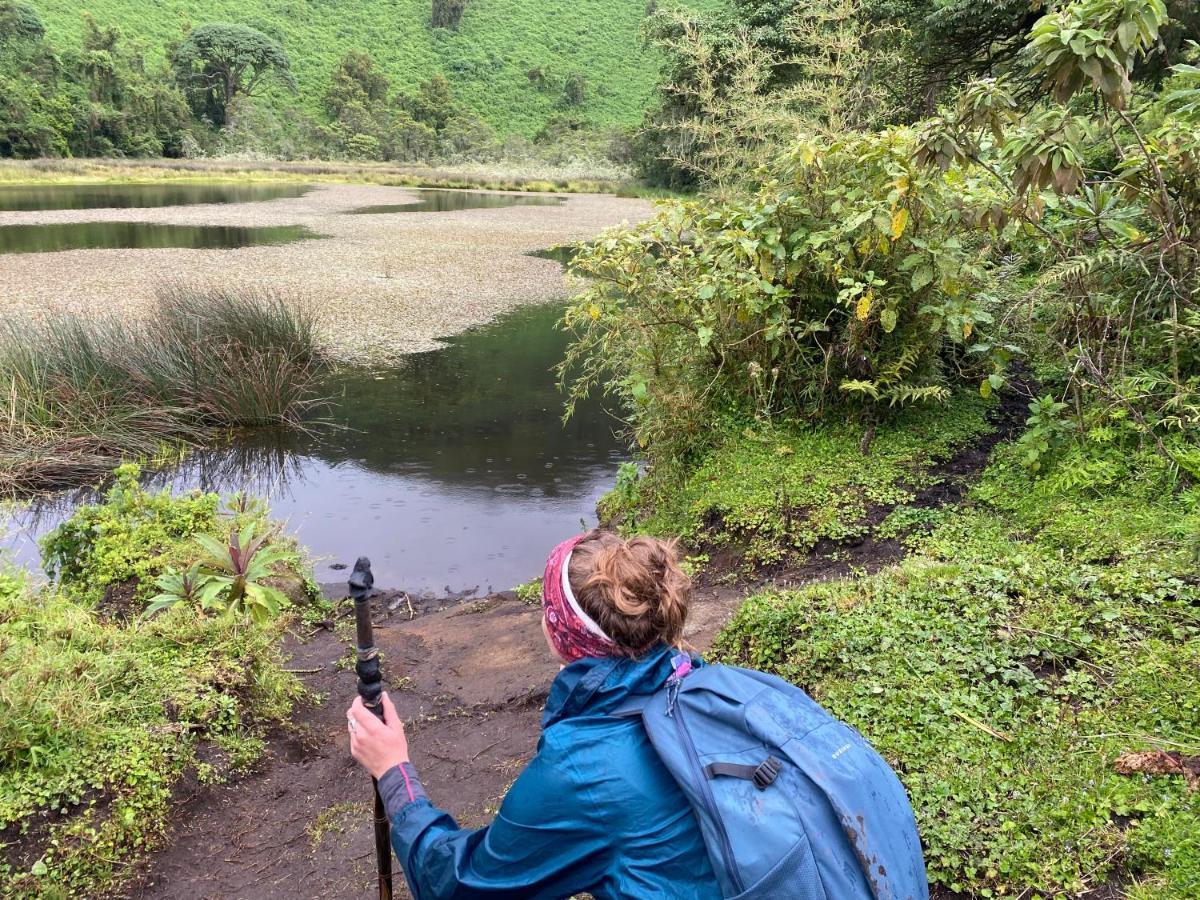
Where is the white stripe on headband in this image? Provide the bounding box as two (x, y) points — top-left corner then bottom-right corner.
(561, 549), (612, 642)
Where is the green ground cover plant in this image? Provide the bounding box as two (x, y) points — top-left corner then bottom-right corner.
(713, 447), (1200, 898)
(0, 474), (309, 897)
(606, 392), (991, 564)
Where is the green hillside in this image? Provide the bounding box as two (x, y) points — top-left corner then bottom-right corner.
(33, 0), (693, 137)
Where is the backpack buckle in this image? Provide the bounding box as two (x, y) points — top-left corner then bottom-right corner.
(753, 756), (781, 789)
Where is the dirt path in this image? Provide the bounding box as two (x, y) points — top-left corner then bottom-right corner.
(127, 394), (1026, 899)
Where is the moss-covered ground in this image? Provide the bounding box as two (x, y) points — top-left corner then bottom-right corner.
(612, 393), (995, 567)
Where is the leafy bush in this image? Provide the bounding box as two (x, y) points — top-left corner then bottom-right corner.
(41, 464), (305, 618)
(912, 0), (1200, 453)
(41, 464), (220, 601)
(513, 576), (543, 605)
(562, 126), (1012, 462)
(2, 470), (309, 895)
(0, 570), (303, 896)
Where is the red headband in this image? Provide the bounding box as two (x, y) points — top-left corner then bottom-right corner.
(541, 534), (617, 663)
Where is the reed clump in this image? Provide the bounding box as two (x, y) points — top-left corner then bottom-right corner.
(0, 286), (326, 495)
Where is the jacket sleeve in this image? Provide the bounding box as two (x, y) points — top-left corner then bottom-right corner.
(388, 730), (611, 900)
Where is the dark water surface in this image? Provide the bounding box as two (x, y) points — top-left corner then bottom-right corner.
(1, 304), (625, 593)
(0, 182), (312, 211)
(0, 221), (318, 254)
(0, 223), (319, 256)
(348, 189), (564, 214)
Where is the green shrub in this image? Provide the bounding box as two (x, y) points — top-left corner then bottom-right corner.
(513, 576), (543, 605)
(40, 464), (306, 619)
(561, 126), (1013, 464)
(41, 464), (220, 601)
(0, 573), (302, 896)
(2, 469), (309, 896)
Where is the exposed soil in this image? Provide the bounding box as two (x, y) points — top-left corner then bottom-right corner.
(124, 394), (1024, 899)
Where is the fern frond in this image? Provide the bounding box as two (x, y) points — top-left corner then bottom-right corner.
(839, 379), (881, 400)
(1037, 249), (1123, 287)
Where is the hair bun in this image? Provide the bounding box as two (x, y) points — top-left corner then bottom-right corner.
(567, 530), (691, 655)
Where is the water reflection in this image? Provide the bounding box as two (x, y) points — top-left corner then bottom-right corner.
(0, 182), (312, 212)
(348, 189), (564, 215)
(1, 304), (627, 593)
(0, 222), (319, 254)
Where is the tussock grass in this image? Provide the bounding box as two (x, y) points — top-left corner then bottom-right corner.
(0, 286), (326, 495)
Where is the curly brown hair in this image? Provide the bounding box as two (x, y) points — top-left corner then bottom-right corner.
(566, 530), (691, 656)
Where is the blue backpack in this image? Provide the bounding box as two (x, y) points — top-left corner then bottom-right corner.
(618, 656), (929, 900)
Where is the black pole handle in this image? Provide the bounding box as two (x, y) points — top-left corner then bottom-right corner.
(349, 557), (393, 900)
(350, 557), (385, 721)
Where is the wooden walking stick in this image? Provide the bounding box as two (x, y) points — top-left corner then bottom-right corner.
(350, 556), (394, 900)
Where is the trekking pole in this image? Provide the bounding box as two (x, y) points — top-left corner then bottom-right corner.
(349, 556), (394, 900)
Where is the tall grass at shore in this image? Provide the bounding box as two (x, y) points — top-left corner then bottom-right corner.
(0, 157), (638, 195)
(0, 286), (325, 495)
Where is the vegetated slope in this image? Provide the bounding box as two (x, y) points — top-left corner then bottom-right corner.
(33, 0), (713, 137)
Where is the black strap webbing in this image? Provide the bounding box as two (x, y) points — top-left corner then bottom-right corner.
(704, 756), (782, 789)
(704, 762), (761, 781)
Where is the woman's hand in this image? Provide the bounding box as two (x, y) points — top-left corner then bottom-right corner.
(347, 692), (410, 780)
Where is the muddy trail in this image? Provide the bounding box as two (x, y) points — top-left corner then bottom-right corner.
(126, 395), (1027, 900)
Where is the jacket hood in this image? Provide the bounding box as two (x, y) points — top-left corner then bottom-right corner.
(542, 644), (680, 730)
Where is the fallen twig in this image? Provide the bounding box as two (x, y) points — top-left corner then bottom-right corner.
(951, 710), (1013, 742)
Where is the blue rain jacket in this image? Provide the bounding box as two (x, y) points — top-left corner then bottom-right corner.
(389, 645), (719, 899)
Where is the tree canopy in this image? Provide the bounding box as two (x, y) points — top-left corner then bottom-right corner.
(172, 23), (294, 126)
(0, 1), (43, 44)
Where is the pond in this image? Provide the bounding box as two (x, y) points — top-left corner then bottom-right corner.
(0, 181), (313, 211)
(348, 189), (564, 214)
(0, 221), (319, 254)
(1, 303), (626, 594)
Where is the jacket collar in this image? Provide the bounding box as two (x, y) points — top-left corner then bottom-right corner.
(542, 645), (677, 730)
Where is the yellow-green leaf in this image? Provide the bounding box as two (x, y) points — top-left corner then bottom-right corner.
(856, 289), (873, 321)
(890, 207), (909, 241)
